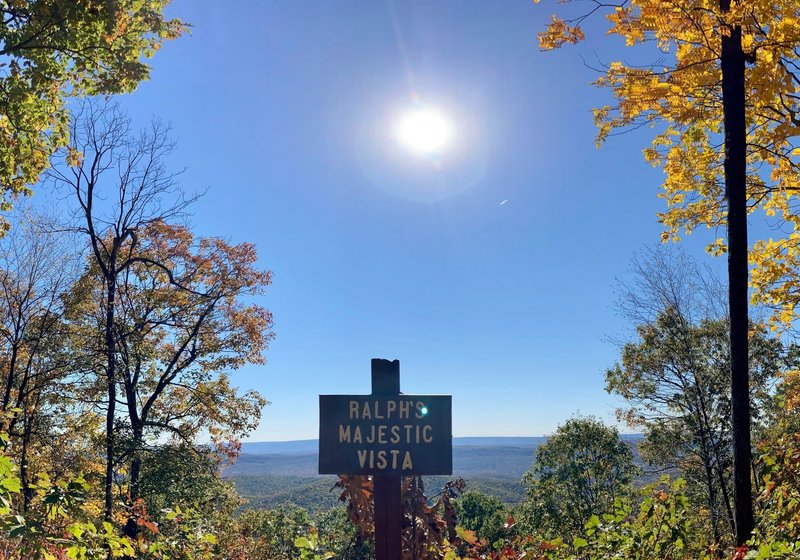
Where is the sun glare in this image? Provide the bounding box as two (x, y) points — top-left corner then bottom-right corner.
(394, 107), (454, 155)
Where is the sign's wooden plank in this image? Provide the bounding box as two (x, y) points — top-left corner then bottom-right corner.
(319, 394), (452, 476)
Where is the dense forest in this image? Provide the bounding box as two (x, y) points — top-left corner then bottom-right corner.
(0, 0), (798, 558)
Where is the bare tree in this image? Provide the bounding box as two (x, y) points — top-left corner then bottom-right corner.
(613, 245), (727, 328)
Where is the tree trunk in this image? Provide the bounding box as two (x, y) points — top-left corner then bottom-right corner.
(123, 378), (145, 539)
(20, 415), (32, 513)
(720, 0), (754, 545)
(104, 278), (117, 522)
(692, 369), (730, 545)
(713, 444), (736, 537)
(128, 422), (144, 507)
(129, 455), (142, 503)
(699, 435), (722, 548)
(2, 345), (18, 410)
(123, 452), (142, 540)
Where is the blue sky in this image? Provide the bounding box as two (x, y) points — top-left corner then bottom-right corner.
(104, 0), (729, 441)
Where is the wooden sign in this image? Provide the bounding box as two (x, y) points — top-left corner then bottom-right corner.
(319, 359), (452, 560)
(319, 394), (452, 475)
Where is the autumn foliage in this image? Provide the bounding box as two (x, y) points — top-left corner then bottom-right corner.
(0, 1), (799, 559)
(0, 1), (185, 231)
(538, 0), (800, 330)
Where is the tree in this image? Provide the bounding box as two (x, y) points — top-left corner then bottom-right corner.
(607, 247), (796, 548)
(47, 100), (197, 520)
(520, 417), (637, 539)
(50, 101), (274, 530)
(608, 314), (790, 546)
(0, 212), (80, 509)
(0, 1), (184, 228)
(537, 0), (800, 542)
(453, 490), (511, 546)
(135, 443), (241, 516)
(83, 220), (272, 511)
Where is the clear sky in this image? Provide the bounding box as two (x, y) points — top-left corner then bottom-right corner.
(104, 0), (728, 441)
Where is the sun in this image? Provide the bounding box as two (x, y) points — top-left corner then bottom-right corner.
(394, 107), (454, 155)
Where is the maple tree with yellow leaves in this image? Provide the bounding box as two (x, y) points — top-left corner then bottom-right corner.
(536, 0), (800, 545)
(539, 0), (800, 323)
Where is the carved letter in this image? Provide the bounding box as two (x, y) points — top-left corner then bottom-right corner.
(402, 451), (413, 470)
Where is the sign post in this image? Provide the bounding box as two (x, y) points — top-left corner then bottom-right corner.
(371, 359), (402, 560)
(319, 359), (452, 559)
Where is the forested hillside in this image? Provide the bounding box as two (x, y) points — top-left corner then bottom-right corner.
(225, 448), (537, 511)
(225, 436), (653, 511)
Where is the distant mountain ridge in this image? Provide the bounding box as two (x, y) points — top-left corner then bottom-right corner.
(229, 445), (540, 479)
(240, 435), (641, 456)
(240, 436), (547, 455)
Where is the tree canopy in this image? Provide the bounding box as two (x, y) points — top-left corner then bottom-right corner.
(538, 0), (800, 328)
(0, 0), (184, 230)
(521, 417), (638, 539)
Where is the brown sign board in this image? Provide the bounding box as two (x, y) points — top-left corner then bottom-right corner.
(319, 394), (452, 476)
